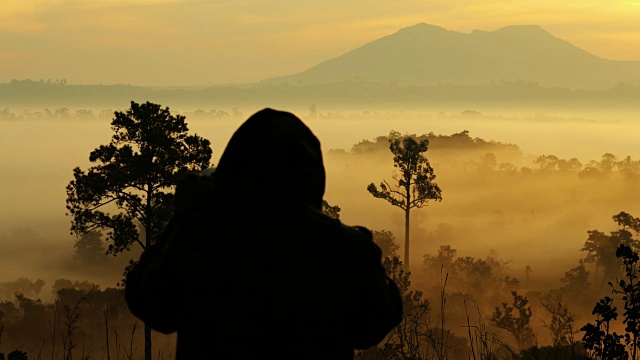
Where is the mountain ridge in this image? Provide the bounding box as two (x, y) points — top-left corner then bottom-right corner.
(260, 23), (640, 89)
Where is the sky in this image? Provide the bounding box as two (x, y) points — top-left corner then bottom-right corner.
(2, 0), (640, 86)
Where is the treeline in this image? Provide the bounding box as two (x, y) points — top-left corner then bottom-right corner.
(0, 107), (242, 121)
(330, 130), (640, 180)
(359, 211), (640, 359)
(1, 219), (620, 360)
(3, 78), (640, 109)
(0, 278), (170, 360)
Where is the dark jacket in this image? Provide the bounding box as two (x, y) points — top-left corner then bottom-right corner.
(125, 108), (402, 359)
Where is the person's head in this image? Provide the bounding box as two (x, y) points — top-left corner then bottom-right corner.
(212, 108), (325, 211)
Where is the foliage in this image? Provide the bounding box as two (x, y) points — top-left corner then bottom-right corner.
(557, 261), (591, 300)
(372, 230), (400, 259)
(321, 200), (341, 219)
(422, 245), (516, 305)
(534, 155), (582, 171)
(582, 212), (640, 289)
(423, 245), (457, 277)
(541, 301), (577, 346)
(73, 230), (105, 264)
(463, 304), (517, 360)
(0, 278), (146, 360)
(491, 291), (536, 351)
(361, 256), (437, 360)
(367, 132), (442, 267)
(351, 130), (521, 158)
(612, 245), (640, 359)
(581, 297), (627, 359)
(0, 278), (45, 301)
(65, 101), (211, 360)
(367, 132), (442, 212)
(477, 152), (498, 173)
(519, 344), (589, 360)
(577, 153), (640, 180)
(66, 101), (212, 256)
(582, 244), (640, 359)
(52, 279), (100, 294)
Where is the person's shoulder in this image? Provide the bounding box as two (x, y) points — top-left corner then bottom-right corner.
(305, 209), (377, 248)
(301, 207), (369, 236)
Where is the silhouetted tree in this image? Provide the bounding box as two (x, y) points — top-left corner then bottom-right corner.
(321, 200), (341, 219)
(365, 257), (432, 359)
(308, 104), (317, 119)
(455, 256), (493, 295)
(558, 261), (591, 300)
(65, 101), (212, 360)
(542, 301), (577, 346)
(367, 132), (442, 268)
(52, 280), (100, 295)
(557, 157), (583, 171)
(372, 230), (399, 259)
(534, 155), (560, 170)
(581, 296), (627, 359)
(616, 156), (640, 180)
(579, 153), (620, 179)
(491, 291), (536, 351)
(581, 244), (640, 359)
(73, 231), (105, 264)
(583, 212), (640, 289)
(0, 278), (45, 301)
(423, 245), (457, 277)
(478, 152), (498, 173)
(534, 155), (583, 172)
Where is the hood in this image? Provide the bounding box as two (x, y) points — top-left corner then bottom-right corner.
(211, 108), (326, 211)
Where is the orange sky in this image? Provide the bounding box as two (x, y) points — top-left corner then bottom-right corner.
(2, 0), (640, 86)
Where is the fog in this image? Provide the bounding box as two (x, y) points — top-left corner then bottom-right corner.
(2, 107), (638, 284)
(1, 105), (640, 355)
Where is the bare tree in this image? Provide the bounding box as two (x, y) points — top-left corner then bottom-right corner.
(60, 297), (85, 360)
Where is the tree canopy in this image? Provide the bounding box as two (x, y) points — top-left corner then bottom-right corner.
(66, 101), (212, 253)
(582, 212), (640, 289)
(368, 133), (442, 268)
(65, 101), (212, 360)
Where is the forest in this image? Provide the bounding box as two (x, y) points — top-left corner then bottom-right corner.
(1, 101), (640, 360)
(3, 79), (640, 110)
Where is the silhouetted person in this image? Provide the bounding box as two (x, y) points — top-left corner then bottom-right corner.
(125, 108), (403, 359)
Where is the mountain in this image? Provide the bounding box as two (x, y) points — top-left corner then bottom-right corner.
(261, 23), (640, 89)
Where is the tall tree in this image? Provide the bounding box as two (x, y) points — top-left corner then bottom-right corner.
(65, 101), (212, 360)
(582, 212), (640, 289)
(491, 291), (536, 351)
(73, 230), (105, 264)
(367, 133), (442, 268)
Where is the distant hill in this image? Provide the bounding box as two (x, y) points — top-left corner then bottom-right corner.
(4, 24), (640, 109)
(3, 78), (640, 110)
(261, 23), (640, 89)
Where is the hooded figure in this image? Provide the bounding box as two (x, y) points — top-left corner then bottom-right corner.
(125, 108), (402, 359)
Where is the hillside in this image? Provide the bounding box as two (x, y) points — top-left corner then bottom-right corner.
(261, 23), (640, 89)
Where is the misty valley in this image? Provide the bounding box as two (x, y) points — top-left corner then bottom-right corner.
(0, 102), (639, 360)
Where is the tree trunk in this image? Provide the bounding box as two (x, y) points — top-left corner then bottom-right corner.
(404, 207), (410, 269)
(404, 184), (411, 269)
(144, 185), (153, 360)
(145, 325), (152, 360)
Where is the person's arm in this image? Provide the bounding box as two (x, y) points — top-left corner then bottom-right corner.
(124, 172), (213, 334)
(124, 229), (181, 334)
(348, 226), (404, 349)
